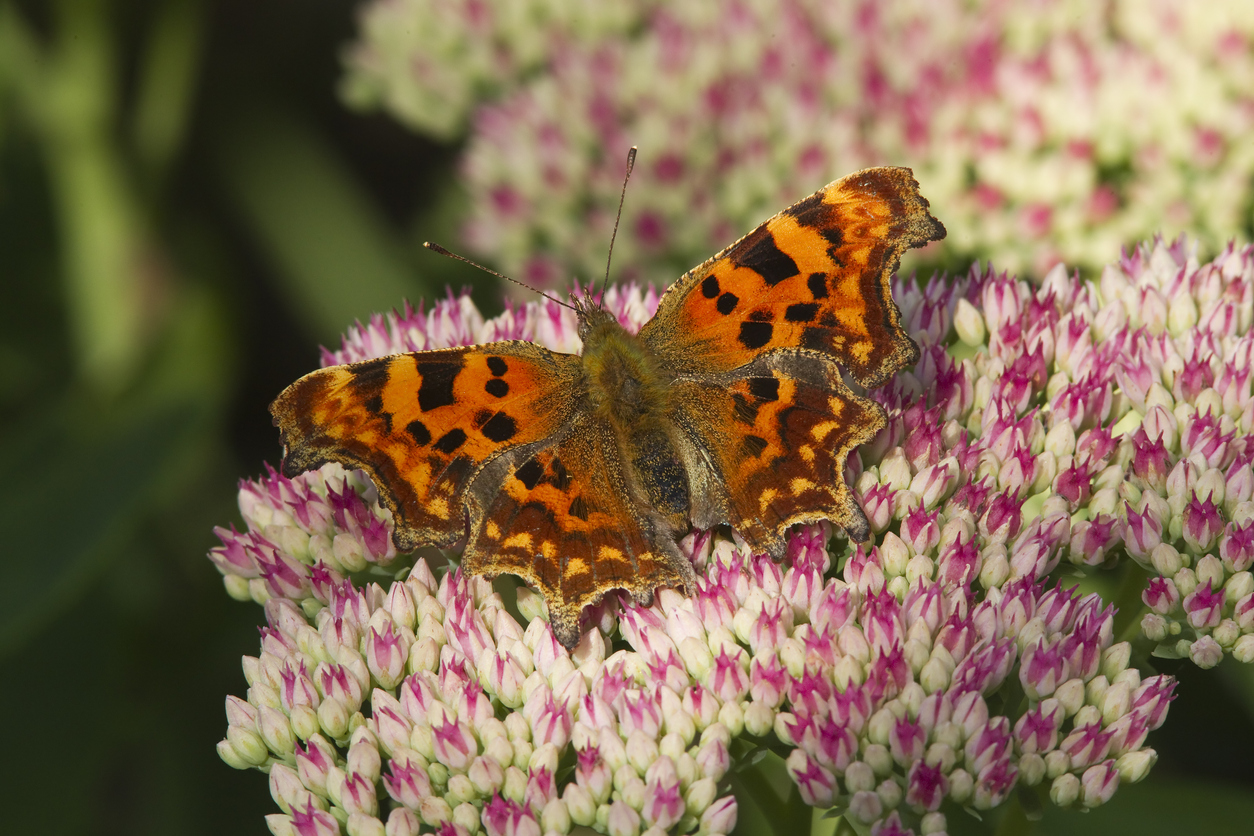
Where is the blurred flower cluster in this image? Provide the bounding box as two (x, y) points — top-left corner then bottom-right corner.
(212, 235), (1254, 834)
(342, 0), (1254, 282)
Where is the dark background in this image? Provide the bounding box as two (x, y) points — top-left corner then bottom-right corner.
(2, 2), (1254, 834)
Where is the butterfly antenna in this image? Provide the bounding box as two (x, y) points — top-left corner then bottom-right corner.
(423, 242), (576, 311)
(597, 146), (637, 308)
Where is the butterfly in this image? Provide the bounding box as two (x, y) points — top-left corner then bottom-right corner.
(271, 166), (945, 649)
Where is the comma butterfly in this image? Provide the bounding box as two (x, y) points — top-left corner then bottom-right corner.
(271, 165), (945, 649)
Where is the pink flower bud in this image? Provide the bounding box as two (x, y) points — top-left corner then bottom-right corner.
(700, 795), (738, 834)
(482, 796), (541, 836)
(640, 759), (684, 829)
(617, 688), (662, 739)
(888, 716), (926, 766)
(749, 597), (793, 655)
(844, 545), (886, 594)
(964, 717), (1012, 775)
(431, 714), (478, 771)
(1220, 520), (1254, 572)
(901, 505), (942, 555)
(269, 763), (315, 815)
(1183, 581), (1224, 629)
(605, 800), (640, 836)
(709, 646), (750, 703)
(1123, 503), (1163, 561)
(905, 760), (949, 811)
(785, 749), (836, 807)
(1182, 496), (1224, 553)
(1080, 760), (1120, 807)
(1141, 577), (1180, 614)
(1061, 722), (1114, 769)
(384, 756), (433, 810)
(973, 755), (1019, 809)
(1014, 700), (1063, 754)
(288, 799), (340, 836)
(367, 622), (409, 689)
(340, 771), (378, 816)
(576, 746), (613, 803)
(935, 531), (980, 588)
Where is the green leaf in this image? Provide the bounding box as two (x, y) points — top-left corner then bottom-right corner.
(1034, 778), (1254, 835)
(0, 400), (198, 655)
(213, 102), (430, 343)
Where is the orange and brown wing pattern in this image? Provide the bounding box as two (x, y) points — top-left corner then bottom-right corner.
(463, 416), (696, 649)
(670, 352), (887, 555)
(642, 167), (944, 386)
(271, 342), (579, 551)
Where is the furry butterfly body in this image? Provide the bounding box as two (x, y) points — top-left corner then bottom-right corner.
(272, 166), (945, 648)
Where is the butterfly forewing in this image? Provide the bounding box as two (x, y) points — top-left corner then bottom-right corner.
(641, 166), (943, 386)
(271, 341), (580, 550)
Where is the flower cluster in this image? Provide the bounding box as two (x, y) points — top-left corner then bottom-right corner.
(213, 235), (1254, 834)
(342, 0), (1254, 281)
(873, 235), (1254, 670)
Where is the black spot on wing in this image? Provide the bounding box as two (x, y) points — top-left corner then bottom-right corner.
(515, 458), (543, 490)
(551, 458), (571, 490)
(741, 435), (768, 458)
(417, 358), (463, 412)
(702, 276), (720, 298)
(738, 321), (774, 350)
(347, 357), (391, 399)
(569, 495), (590, 521)
(788, 196), (844, 252)
(406, 419), (431, 446)
(716, 292), (739, 315)
(733, 229), (799, 286)
(732, 393), (760, 425)
(819, 227), (844, 253)
(364, 394), (383, 413)
(800, 327), (828, 351)
(807, 272), (829, 299)
(485, 378), (509, 398)
(786, 192), (825, 220)
(481, 412), (518, 443)
(785, 303), (819, 323)
(434, 428), (468, 454)
(747, 377), (780, 402)
(486, 356), (508, 376)
(441, 455), (475, 488)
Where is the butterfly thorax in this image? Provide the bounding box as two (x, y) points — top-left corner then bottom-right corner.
(576, 305), (690, 528)
(578, 307), (670, 430)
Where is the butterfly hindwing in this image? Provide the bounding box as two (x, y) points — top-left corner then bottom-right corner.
(669, 351), (887, 557)
(271, 342), (580, 550)
(641, 166), (943, 386)
(464, 415), (697, 648)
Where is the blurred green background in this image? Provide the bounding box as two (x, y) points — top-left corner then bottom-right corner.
(2, 1), (1254, 835)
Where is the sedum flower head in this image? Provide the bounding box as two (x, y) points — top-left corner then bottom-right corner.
(343, 0), (1254, 281)
(214, 235), (1254, 833)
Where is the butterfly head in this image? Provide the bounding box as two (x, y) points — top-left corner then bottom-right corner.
(571, 291), (618, 344)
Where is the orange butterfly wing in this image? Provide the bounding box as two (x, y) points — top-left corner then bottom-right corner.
(640, 167), (943, 385)
(271, 342), (579, 550)
(667, 354), (886, 557)
(462, 417), (696, 648)
(642, 167), (945, 555)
